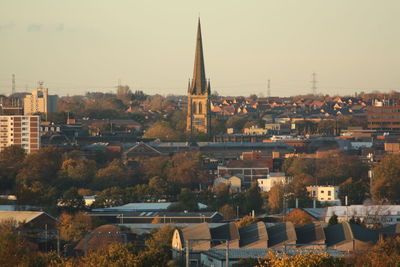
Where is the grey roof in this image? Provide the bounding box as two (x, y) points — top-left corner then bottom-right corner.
(89, 211), (219, 218)
(349, 223), (379, 243)
(239, 222), (268, 247)
(267, 222), (297, 247)
(295, 222), (326, 245)
(378, 223), (400, 234)
(92, 202), (173, 212)
(210, 222), (240, 244)
(324, 223), (352, 247)
(181, 222), (211, 247)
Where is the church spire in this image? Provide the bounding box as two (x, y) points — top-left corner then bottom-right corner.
(190, 18), (207, 95)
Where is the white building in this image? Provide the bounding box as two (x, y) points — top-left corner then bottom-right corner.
(213, 175), (242, 192)
(257, 172), (286, 192)
(325, 205), (400, 225)
(306, 185), (340, 204)
(0, 115), (40, 154)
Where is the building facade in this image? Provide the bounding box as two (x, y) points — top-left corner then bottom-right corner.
(24, 82), (58, 116)
(0, 115), (40, 153)
(186, 19), (211, 135)
(306, 185), (340, 204)
(367, 103), (400, 132)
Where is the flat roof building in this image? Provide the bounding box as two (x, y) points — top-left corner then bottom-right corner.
(0, 115), (40, 153)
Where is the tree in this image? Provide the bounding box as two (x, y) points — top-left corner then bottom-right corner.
(58, 212), (93, 242)
(219, 204), (236, 220)
(59, 187), (86, 212)
(235, 216), (257, 228)
(92, 187), (126, 208)
(143, 121), (179, 141)
(92, 159), (133, 190)
(16, 147), (62, 185)
(214, 184), (230, 209)
(268, 183), (284, 213)
(328, 214), (338, 226)
(339, 178), (369, 205)
(225, 116), (247, 130)
(372, 154), (400, 203)
(245, 181), (263, 214)
(59, 158), (97, 185)
(0, 220), (29, 267)
(284, 209), (314, 226)
(0, 145), (25, 192)
(16, 181), (57, 206)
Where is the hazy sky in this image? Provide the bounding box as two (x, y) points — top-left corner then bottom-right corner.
(1, 0), (399, 97)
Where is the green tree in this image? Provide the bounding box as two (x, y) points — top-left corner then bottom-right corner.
(225, 116), (247, 130)
(372, 154), (400, 203)
(328, 214), (338, 226)
(245, 181), (263, 214)
(92, 187), (126, 208)
(339, 177), (368, 205)
(59, 158), (97, 185)
(0, 145), (25, 192)
(59, 187), (86, 212)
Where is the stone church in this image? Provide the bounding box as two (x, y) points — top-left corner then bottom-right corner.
(186, 19), (211, 135)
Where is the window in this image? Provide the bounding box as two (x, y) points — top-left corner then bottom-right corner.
(199, 102), (203, 114)
(192, 102), (197, 114)
(328, 191), (331, 196)
(321, 190), (324, 194)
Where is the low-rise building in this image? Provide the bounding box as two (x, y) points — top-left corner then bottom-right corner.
(306, 185), (340, 204)
(257, 172), (287, 192)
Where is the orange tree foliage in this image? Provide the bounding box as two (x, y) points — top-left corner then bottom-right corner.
(350, 236), (400, 267)
(256, 251), (345, 267)
(372, 154), (400, 203)
(219, 204), (236, 220)
(284, 209), (314, 226)
(235, 216), (257, 228)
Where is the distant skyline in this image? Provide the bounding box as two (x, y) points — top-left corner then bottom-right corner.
(0, 0), (399, 97)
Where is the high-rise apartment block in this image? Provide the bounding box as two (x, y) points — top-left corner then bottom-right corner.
(23, 82), (57, 116)
(0, 115), (40, 153)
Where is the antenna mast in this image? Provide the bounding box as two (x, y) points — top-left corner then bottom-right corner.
(311, 72), (317, 95)
(12, 74), (15, 95)
(267, 79), (271, 97)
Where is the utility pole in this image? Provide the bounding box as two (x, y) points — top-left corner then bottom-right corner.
(311, 72), (317, 95)
(12, 74), (16, 95)
(267, 79), (271, 98)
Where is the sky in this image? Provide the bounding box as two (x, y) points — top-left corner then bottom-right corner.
(0, 0), (399, 97)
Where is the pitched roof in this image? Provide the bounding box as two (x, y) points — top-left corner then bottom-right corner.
(324, 223), (352, 247)
(295, 222), (326, 245)
(267, 222), (297, 247)
(75, 224), (125, 251)
(210, 222), (240, 243)
(0, 211), (50, 224)
(238, 222), (268, 247)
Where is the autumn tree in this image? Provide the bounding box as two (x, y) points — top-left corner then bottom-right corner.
(339, 177), (369, 205)
(0, 220), (29, 267)
(92, 159), (134, 190)
(225, 116), (247, 130)
(143, 121), (180, 141)
(58, 212), (93, 242)
(58, 158), (97, 186)
(219, 204), (236, 220)
(372, 154), (400, 203)
(235, 216), (257, 228)
(284, 209), (313, 226)
(268, 183), (284, 213)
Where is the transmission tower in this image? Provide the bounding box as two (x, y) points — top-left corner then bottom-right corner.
(311, 72), (317, 95)
(12, 74), (15, 95)
(267, 79), (271, 97)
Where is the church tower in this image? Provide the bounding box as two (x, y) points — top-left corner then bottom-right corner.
(186, 18), (211, 135)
